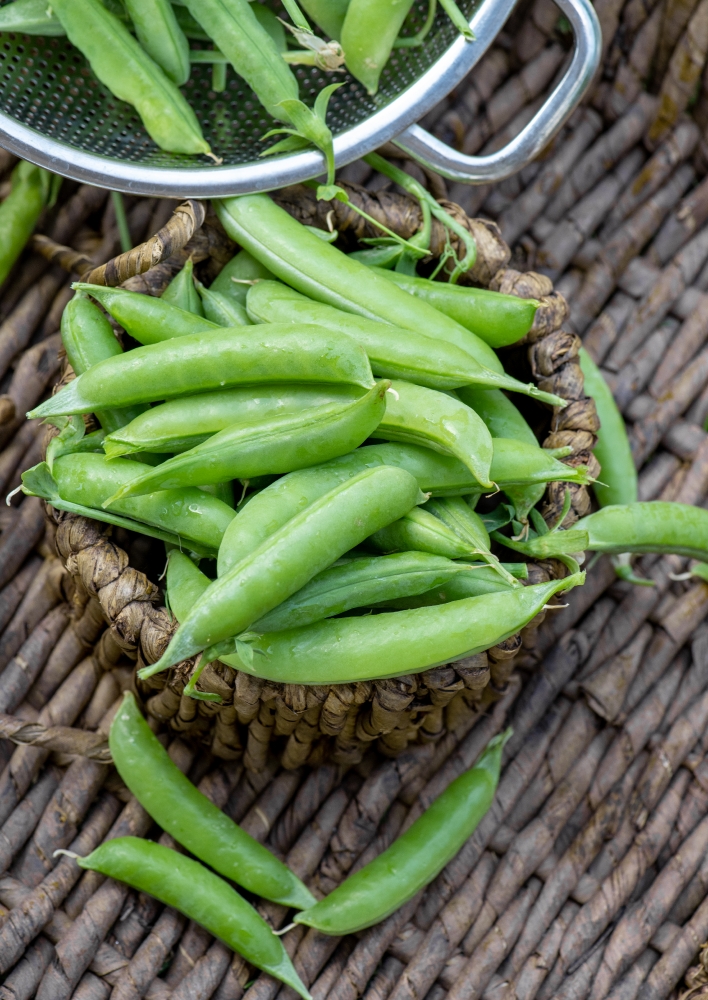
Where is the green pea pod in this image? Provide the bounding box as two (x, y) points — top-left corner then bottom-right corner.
(221, 574), (583, 684)
(455, 386), (538, 446)
(110, 692), (315, 908)
(73, 838), (311, 999)
(215, 196), (565, 407)
(195, 278), (250, 326)
(491, 527), (589, 560)
(0, 161), (53, 286)
(341, 0), (415, 94)
(179, 0), (300, 121)
(490, 438), (590, 487)
(368, 507), (477, 560)
(61, 292), (145, 433)
(295, 731), (507, 935)
(140, 465), (424, 676)
(105, 383), (389, 499)
(376, 564), (519, 608)
(53, 453), (235, 553)
(124, 0), (190, 85)
(50, 0), (211, 156)
(374, 380), (493, 488)
(74, 282), (216, 343)
(576, 502), (708, 560)
(211, 249), (277, 305)
(29, 324), (376, 419)
(0, 0), (67, 34)
(246, 280), (504, 392)
(369, 268), (539, 348)
(423, 495), (518, 585)
(162, 260), (204, 316)
(103, 384), (362, 458)
(299, 0), (349, 37)
(167, 550), (211, 621)
(579, 347), (637, 507)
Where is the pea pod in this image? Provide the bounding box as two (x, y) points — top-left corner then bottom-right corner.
(215, 196), (565, 407)
(195, 279), (249, 327)
(368, 507), (481, 559)
(575, 502), (708, 560)
(211, 249), (276, 306)
(167, 550), (211, 622)
(50, 0), (211, 156)
(61, 292), (145, 433)
(0, 0), (68, 34)
(110, 692), (315, 908)
(123, 0), (190, 85)
(53, 453), (235, 553)
(246, 280), (501, 391)
(71, 838), (311, 999)
(29, 324), (376, 419)
(490, 438), (590, 487)
(299, 0), (350, 37)
(103, 384), (362, 458)
(424, 495), (518, 585)
(376, 564), (520, 608)
(579, 347), (637, 507)
(140, 465), (425, 676)
(221, 574), (583, 684)
(369, 268), (538, 348)
(162, 260), (204, 316)
(0, 161), (55, 286)
(73, 282), (216, 344)
(295, 732), (507, 935)
(105, 383), (389, 499)
(374, 380), (493, 488)
(341, 0), (415, 94)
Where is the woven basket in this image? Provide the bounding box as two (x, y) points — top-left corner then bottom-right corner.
(2, 1), (708, 994)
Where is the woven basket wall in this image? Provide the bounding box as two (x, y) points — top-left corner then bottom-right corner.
(2, 0), (708, 996)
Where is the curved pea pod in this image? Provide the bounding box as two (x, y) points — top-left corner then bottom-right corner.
(221, 574), (584, 684)
(0, 0), (67, 34)
(50, 0), (211, 156)
(105, 383), (389, 499)
(53, 453), (235, 553)
(295, 732), (507, 935)
(455, 386), (538, 446)
(376, 564), (521, 609)
(424, 496), (518, 585)
(368, 507), (477, 560)
(73, 282), (216, 344)
(370, 268), (539, 348)
(575, 502), (708, 560)
(299, 0), (350, 38)
(211, 250), (277, 306)
(140, 465), (425, 676)
(195, 279), (249, 326)
(341, 0), (415, 94)
(246, 280), (499, 392)
(579, 347), (637, 507)
(373, 380), (493, 488)
(103, 384), (363, 458)
(215, 196), (565, 407)
(162, 260), (204, 316)
(29, 324), (376, 419)
(180, 0), (298, 120)
(73, 838), (311, 999)
(124, 0), (190, 85)
(490, 438), (591, 487)
(167, 551), (211, 622)
(61, 292), (145, 434)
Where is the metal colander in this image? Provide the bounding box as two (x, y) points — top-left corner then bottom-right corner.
(0, 0), (600, 196)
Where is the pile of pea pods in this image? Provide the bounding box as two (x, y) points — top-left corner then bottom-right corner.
(22, 190), (708, 692)
(0, 0), (473, 167)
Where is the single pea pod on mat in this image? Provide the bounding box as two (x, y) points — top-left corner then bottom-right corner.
(61, 291), (145, 434)
(368, 268), (539, 348)
(102, 384), (364, 458)
(579, 347), (637, 508)
(104, 383), (389, 499)
(215, 195), (565, 406)
(66, 838), (311, 999)
(123, 0), (190, 85)
(29, 324), (376, 419)
(214, 574), (583, 684)
(575, 502), (708, 560)
(140, 465), (425, 677)
(162, 259), (205, 315)
(50, 0), (212, 157)
(246, 280), (511, 392)
(295, 730), (508, 935)
(73, 283), (217, 343)
(54, 453), (235, 552)
(110, 692), (315, 908)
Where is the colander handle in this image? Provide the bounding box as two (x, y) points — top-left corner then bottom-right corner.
(392, 0), (601, 184)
